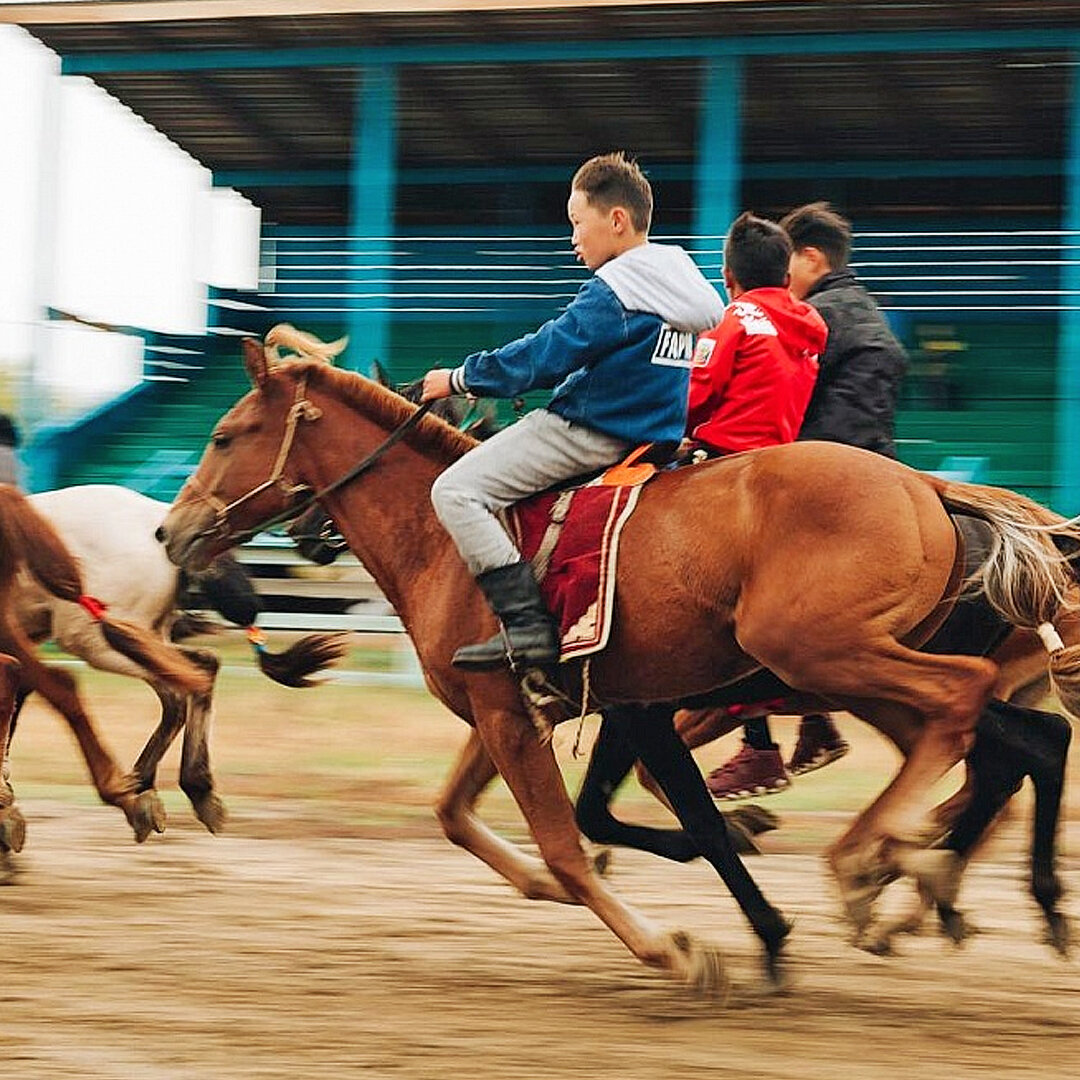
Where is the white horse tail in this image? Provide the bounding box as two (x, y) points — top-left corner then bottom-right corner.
(928, 475), (1080, 628)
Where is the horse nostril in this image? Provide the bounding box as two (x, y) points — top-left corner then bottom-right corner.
(155, 525), (167, 542)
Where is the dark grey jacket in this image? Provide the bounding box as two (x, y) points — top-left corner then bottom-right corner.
(796, 270), (908, 458)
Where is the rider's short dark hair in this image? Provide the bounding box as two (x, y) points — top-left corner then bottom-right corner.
(779, 201), (852, 271)
(572, 152), (653, 234)
(723, 212), (792, 292)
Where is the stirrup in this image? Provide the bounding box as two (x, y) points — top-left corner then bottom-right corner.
(451, 625), (559, 672)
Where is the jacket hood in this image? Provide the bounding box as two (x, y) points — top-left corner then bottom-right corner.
(596, 242), (725, 333)
(738, 286), (828, 359)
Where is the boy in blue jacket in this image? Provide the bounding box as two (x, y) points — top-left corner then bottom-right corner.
(422, 152), (724, 671)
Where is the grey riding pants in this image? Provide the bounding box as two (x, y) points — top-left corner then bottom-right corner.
(430, 408), (632, 575)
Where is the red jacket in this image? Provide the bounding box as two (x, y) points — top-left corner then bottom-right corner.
(686, 286), (827, 455)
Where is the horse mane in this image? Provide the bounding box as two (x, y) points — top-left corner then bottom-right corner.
(289, 359), (479, 463)
(264, 323), (348, 365)
(259, 324), (479, 463)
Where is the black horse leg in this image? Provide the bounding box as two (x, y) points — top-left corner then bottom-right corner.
(999, 702), (1072, 955)
(608, 703), (791, 982)
(575, 716), (700, 861)
(940, 699), (1071, 953)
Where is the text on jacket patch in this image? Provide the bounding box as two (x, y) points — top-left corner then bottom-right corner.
(650, 324), (697, 367)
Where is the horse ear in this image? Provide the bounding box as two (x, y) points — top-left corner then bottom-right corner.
(371, 358), (391, 387)
(242, 338), (270, 387)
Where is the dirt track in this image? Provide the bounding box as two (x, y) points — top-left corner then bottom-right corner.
(2, 657), (1077, 1079)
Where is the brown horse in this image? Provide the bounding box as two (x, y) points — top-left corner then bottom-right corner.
(0, 484), (211, 852)
(157, 333), (1080, 994)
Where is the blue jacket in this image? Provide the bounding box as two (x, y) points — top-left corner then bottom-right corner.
(451, 243), (724, 445)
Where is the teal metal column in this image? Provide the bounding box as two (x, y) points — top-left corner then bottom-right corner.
(693, 55), (742, 280)
(349, 64), (397, 375)
(1056, 57), (1080, 514)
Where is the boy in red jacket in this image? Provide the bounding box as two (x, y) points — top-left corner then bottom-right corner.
(682, 212), (829, 801)
(686, 211), (826, 459)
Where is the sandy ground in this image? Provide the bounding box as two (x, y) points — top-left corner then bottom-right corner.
(1, 643), (1077, 1079)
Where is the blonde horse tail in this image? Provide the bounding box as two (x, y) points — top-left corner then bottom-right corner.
(927, 475), (1080, 628)
(0, 485), (211, 696)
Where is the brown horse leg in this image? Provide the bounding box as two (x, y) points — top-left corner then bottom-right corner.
(435, 728), (577, 903)
(754, 640), (997, 936)
(127, 686), (185, 843)
(177, 649), (226, 835)
(829, 656), (995, 937)
(473, 707), (728, 996)
(14, 655), (140, 830)
(0, 656), (26, 856)
(126, 649), (223, 840)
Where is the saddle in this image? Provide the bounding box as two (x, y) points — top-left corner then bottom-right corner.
(507, 444), (664, 663)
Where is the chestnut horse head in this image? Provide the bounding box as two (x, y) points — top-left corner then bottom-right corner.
(158, 330), (1080, 983)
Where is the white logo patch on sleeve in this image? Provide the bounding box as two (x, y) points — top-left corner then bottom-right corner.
(651, 324), (697, 367)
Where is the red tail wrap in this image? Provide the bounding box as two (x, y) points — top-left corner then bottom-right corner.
(78, 594), (109, 621)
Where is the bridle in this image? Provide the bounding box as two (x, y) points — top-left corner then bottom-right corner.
(184, 371), (433, 549)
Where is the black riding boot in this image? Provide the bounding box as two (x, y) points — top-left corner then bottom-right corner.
(452, 561), (560, 671)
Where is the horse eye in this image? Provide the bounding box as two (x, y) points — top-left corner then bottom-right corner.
(211, 432), (231, 449)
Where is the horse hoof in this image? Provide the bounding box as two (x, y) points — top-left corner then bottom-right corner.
(728, 804), (782, 835)
(938, 907), (977, 946)
(667, 929), (730, 1002)
(0, 806), (26, 854)
(763, 920), (794, 989)
(893, 848), (962, 909)
(131, 791), (167, 844)
(724, 819), (762, 856)
(1044, 911), (1071, 958)
(857, 930), (896, 957)
(193, 793), (227, 835)
(591, 846), (613, 877)
(829, 854), (885, 937)
(0, 849), (20, 885)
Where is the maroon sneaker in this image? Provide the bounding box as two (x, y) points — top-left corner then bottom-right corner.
(706, 742), (791, 801)
(787, 713), (850, 776)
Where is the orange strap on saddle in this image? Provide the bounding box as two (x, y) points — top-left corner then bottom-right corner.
(598, 443), (658, 487)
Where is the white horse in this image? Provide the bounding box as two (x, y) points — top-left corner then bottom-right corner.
(7, 484), (345, 843)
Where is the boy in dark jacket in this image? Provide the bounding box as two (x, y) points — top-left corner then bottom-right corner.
(421, 152), (724, 671)
(707, 202), (909, 800)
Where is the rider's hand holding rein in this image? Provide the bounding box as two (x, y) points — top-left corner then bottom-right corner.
(421, 369), (454, 402)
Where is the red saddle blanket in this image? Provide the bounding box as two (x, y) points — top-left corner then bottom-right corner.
(507, 481), (643, 661)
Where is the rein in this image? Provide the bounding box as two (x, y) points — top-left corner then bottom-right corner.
(187, 375), (434, 548)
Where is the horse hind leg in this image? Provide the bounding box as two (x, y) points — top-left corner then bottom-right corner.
(575, 715), (705, 864)
(930, 699), (1072, 955)
(993, 701), (1074, 956)
(10, 652), (144, 836)
(177, 648), (226, 834)
(761, 638), (997, 940)
(124, 686), (187, 843)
